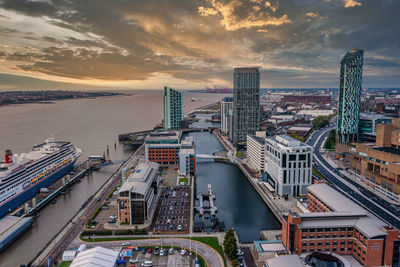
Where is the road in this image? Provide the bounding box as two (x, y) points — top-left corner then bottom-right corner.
(308, 127), (400, 228)
(80, 238), (225, 267)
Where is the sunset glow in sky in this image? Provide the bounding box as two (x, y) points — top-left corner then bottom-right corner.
(0, 0), (399, 90)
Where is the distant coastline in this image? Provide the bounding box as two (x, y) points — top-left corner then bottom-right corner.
(0, 90), (130, 107)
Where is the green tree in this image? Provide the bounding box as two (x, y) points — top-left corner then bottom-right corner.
(313, 116), (329, 129)
(223, 228), (238, 260)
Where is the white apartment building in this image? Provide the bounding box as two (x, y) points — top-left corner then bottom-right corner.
(265, 135), (312, 197)
(221, 97), (233, 136)
(247, 133), (266, 173)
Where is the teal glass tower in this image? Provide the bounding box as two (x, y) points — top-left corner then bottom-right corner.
(232, 68), (260, 145)
(337, 49), (364, 144)
(163, 86), (183, 129)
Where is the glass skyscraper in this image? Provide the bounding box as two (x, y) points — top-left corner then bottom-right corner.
(163, 86), (183, 130)
(232, 68), (260, 145)
(337, 49), (364, 144)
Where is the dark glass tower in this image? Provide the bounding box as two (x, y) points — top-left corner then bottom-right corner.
(232, 68), (260, 145)
(337, 49), (364, 144)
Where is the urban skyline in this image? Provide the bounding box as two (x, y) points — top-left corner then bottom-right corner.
(0, 0), (399, 90)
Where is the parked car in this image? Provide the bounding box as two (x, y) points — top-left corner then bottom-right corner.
(169, 248), (174, 254)
(147, 248), (152, 254)
(141, 249), (146, 254)
(237, 248), (244, 256)
(164, 249), (168, 256)
(130, 258), (139, 263)
(177, 225), (182, 230)
(181, 249), (187, 256)
(122, 241), (130, 246)
(160, 249), (164, 256)
(153, 247), (159, 255)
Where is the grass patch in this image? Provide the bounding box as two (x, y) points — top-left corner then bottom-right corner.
(190, 237), (226, 267)
(324, 129), (336, 150)
(288, 133), (305, 142)
(312, 167), (325, 179)
(59, 261), (72, 267)
(178, 177), (189, 184)
(235, 151), (244, 158)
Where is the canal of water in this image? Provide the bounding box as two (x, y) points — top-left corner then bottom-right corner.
(188, 115), (280, 242)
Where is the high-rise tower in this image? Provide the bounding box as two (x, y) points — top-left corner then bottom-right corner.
(232, 68), (260, 145)
(337, 49), (364, 144)
(163, 86), (184, 130)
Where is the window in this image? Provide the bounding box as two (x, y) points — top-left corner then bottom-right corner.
(317, 242), (322, 246)
(289, 154), (296, 161)
(299, 154), (306, 161)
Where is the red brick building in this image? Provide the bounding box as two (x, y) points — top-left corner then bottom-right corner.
(282, 183), (399, 266)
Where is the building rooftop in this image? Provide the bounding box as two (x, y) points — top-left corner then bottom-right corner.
(119, 161), (159, 196)
(248, 135), (265, 145)
(234, 67), (259, 73)
(254, 240), (287, 253)
(145, 130), (181, 144)
(265, 255), (304, 267)
(70, 246), (119, 267)
(373, 147), (400, 156)
(306, 184), (390, 238)
(267, 135), (311, 150)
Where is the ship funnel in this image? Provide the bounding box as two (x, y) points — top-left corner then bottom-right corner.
(5, 149), (13, 164)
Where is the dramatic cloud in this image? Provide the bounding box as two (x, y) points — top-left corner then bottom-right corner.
(343, 0), (362, 8)
(198, 0), (291, 31)
(0, 0), (398, 90)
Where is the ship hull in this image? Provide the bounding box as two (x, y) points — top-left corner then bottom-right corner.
(0, 160), (76, 218)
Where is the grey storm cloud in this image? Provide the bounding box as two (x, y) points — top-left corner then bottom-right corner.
(0, 0), (399, 89)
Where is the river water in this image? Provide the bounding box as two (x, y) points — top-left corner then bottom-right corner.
(0, 91), (279, 266)
(0, 91), (224, 267)
(187, 116), (280, 242)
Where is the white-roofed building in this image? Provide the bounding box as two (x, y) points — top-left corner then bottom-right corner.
(264, 135), (312, 197)
(118, 161), (160, 224)
(70, 246), (119, 267)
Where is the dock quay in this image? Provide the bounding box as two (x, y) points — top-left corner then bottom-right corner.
(212, 130), (286, 224)
(31, 145), (144, 266)
(195, 184), (218, 216)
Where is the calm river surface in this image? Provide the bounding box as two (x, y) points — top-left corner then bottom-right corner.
(0, 91), (278, 266)
(0, 91), (224, 267)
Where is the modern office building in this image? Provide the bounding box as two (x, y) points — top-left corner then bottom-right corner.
(221, 97), (234, 136)
(282, 183), (399, 266)
(232, 68), (260, 145)
(337, 48), (364, 144)
(358, 112), (391, 141)
(179, 137), (196, 177)
(118, 161), (160, 224)
(247, 132), (266, 173)
(351, 118), (400, 202)
(145, 131), (196, 176)
(163, 86), (184, 130)
(264, 135), (312, 197)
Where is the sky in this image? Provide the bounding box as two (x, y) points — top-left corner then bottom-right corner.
(0, 0), (399, 90)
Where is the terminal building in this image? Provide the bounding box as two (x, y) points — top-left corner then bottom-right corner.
(118, 161), (160, 224)
(145, 131), (196, 177)
(282, 183), (399, 266)
(264, 135), (312, 197)
(247, 132), (266, 173)
(352, 118), (400, 202)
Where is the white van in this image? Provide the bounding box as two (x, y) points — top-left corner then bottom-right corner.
(142, 261), (153, 267)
